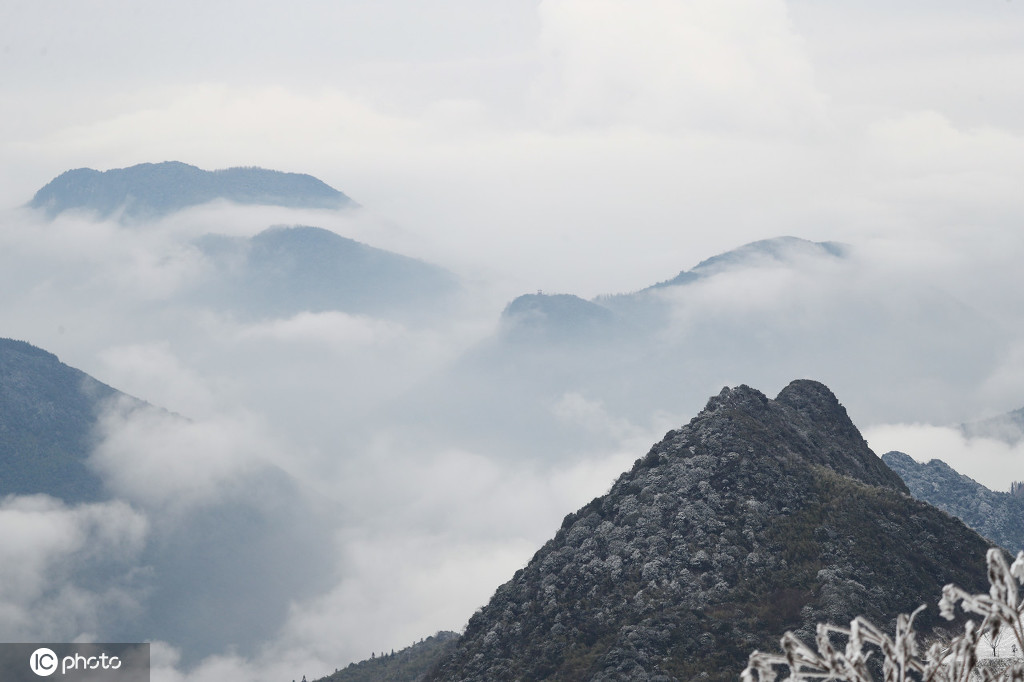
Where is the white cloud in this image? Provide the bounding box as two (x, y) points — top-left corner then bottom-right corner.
(97, 344), (222, 417)
(15, 85), (420, 181)
(552, 391), (638, 439)
(0, 495), (148, 641)
(3, 1), (1024, 677)
(536, 0), (825, 133)
(980, 342), (1024, 411)
(89, 400), (276, 511)
(252, 433), (663, 676)
(0, 210), (207, 303)
(237, 311), (407, 348)
(270, 535), (536, 680)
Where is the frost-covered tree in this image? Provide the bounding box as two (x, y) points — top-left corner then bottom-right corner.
(986, 628), (1007, 658)
(743, 549), (1024, 682)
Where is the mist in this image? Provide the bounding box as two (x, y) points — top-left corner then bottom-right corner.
(2, 1), (1024, 680)
(0, 197), (1021, 679)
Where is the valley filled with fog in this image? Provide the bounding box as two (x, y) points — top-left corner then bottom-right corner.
(2, 2), (1024, 681)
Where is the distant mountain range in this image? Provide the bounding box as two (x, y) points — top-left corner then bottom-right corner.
(26, 163), (460, 321)
(500, 237), (849, 341)
(195, 225), (460, 321)
(392, 234), (1006, 464)
(29, 161), (355, 220)
(883, 451), (1024, 553)
(495, 238), (848, 345)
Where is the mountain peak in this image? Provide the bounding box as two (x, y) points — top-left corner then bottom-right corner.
(647, 236), (849, 290)
(0, 336), (60, 364)
(500, 293), (618, 342)
(701, 383), (771, 414)
(29, 161), (355, 220)
(427, 381), (988, 681)
(679, 380), (905, 492)
(194, 224), (459, 321)
(774, 377), (839, 409)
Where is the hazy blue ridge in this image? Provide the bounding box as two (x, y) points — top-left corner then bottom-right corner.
(882, 451), (1024, 553)
(500, 293), (620, 344)
(28, 161), (356, 220)
(499, 236), (848, 340)
(961, 407), (1024, 445)
(194, 225), (460, 321)
(422, 380), (993, 682)
(0, 337), (132, 503)
(394, 232), (1003, 470)
(644, 236), (849, 291)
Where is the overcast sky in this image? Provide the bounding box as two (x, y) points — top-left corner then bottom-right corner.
(3, 0), (1023, 295)
(2, 2), (1024, 681)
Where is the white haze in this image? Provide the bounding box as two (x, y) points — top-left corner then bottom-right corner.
(0, 496), (148, 642)
(0, 1), (1023, 681)
(864, 425), (1024, 494)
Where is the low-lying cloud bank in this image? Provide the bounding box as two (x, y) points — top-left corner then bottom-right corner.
(1, 196), (1023, 679)
(1, 197), (1022, 682)
(0, 495), (147, 643)
(2, 1), (1024, 679)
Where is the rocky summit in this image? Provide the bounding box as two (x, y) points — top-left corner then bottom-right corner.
(426, 380), (993, 682)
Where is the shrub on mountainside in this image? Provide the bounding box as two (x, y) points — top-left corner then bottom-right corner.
(743, 549), (1024, 682)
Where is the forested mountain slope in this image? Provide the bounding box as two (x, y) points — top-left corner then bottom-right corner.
(426, 381), (993, 681)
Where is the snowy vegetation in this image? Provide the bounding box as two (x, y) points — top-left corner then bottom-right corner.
(743, 549), (1024, 682)
(883, 453), (1024, 554)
